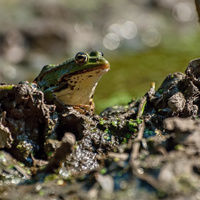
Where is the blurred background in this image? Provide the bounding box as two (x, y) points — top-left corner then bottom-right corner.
(0, 0), (200, 113)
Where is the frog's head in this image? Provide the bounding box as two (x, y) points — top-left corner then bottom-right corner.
(34, 51), (110, 107)
(34, 51), (110, 87)
(69, 51), (110, 74)
(54, 51), (110, 106)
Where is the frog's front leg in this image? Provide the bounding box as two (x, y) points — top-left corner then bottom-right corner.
(44, 88), (94, 114)
(44, 88), (66, 111)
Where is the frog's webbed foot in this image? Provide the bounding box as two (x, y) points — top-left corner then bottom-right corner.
(52, 97), (94, 114)
(72, 98), (94, 115)
(53, 98), (93, 115)
(72, 104), (94, 115)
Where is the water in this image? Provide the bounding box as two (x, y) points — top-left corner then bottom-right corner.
(95, 33), (200, 113)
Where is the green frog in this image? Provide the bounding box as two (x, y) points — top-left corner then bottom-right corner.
(33, 51), (110, 112)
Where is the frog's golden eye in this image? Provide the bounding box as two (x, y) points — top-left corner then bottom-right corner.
(75, 52), (88, 65)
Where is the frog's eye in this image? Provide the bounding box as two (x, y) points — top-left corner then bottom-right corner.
(75, 52), (88, 65)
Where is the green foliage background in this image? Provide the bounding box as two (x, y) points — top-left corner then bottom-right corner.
(95, 33), (200, 113)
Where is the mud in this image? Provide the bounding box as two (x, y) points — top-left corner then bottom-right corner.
(1, 59), (200, 199)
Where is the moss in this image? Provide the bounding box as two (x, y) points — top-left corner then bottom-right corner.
(111, 120), (118, 127)
(99, 118), (106, 125)
(0, 85), (14, 90)
(158, 88), (164, 94)
(100, 168), (107, 174)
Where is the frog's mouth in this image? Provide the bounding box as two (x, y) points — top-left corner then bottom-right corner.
(76, 63), (110, 74)
(60, 63), (110, 83)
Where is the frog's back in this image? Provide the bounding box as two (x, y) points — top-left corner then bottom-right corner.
(34, 64), (55, 82)
(34, 59), (73, 88)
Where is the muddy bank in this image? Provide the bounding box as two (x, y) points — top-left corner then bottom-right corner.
(1, 59), (200, 199)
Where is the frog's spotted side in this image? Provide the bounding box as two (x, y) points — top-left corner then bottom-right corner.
(34, 51), (110, 112)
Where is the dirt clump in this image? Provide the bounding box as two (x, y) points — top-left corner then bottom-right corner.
(1, 59), (200, 199)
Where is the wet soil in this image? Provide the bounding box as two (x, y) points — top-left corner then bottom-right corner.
(1, 59), (200, 199)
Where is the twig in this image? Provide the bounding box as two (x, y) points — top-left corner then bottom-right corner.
(130, 120), (165, 191)
(136, 96), (147, 119)
(130, 120), (145, 162)
(41, 132), (75, 173)
(108, 152), (129, 160)
(132, 169), (165, 192)
(195, 0), (200, 22)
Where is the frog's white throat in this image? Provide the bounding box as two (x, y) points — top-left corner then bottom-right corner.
(54, 68), (108, 106)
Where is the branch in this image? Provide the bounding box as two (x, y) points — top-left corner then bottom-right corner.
(195, 0), (200, 22)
